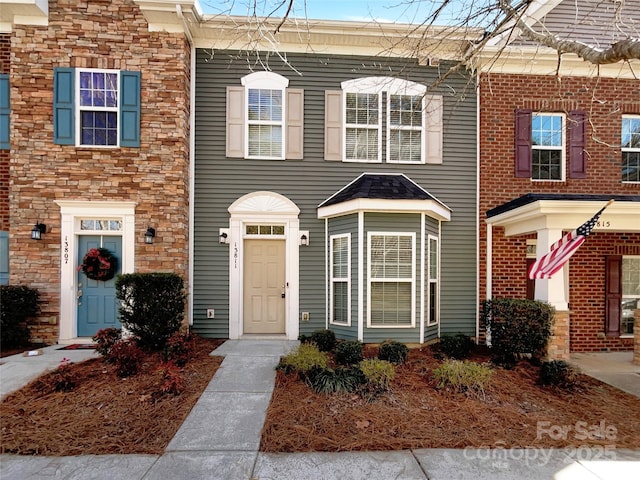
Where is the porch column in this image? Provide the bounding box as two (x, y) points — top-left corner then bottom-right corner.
(533, 228), (568, 310)
(634, 312), (640, 366)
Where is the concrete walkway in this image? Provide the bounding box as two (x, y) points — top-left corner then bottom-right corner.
(569, 351), (640, 398)
(1, 340), (639, 479)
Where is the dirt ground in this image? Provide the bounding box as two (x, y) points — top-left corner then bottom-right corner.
(1, 337), (224, 456)
(2, 340), (639, 456)
(261, 346), (640, 452)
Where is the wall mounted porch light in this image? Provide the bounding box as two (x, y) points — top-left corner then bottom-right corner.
(299, 231), (309, 246)
(144, 227), (156, 244)
(219, 228), (230, 245)
(31, 223), (47, 240)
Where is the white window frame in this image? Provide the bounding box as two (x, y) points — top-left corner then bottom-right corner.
(531, 112), (566, 181)
(241, 71), (288, 160)
(426, 235), (439, 326)
(76, 68), (120, 148)
(622, 115), (640, 183)
(387, 93), (425, 164)
(367, 231), (416, 328)
(330, 233), (351, 326)
(341, 77), (426, 164)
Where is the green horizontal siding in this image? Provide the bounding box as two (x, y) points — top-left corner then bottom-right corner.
(193, 49), (477, 341)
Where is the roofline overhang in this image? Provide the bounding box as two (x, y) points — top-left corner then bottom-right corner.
(132, 1), (483, 59)
(470, 46), (640, 79)
(0, 0), (49, 33)
(318, 198), (451, 221)
(486, 199), (640, 236)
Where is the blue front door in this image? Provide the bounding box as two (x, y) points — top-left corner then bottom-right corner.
(77, 235), (122, 337)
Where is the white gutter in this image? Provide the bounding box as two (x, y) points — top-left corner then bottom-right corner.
(475, 77), (481, 342)
(179, 4), (195, 326)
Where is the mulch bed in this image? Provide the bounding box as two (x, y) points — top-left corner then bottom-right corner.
(1, 337), (224, 456)
(261, 346), (640, 452)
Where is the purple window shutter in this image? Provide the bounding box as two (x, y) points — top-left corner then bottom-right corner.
(568, 110), (587, 178)
(514, 109), (532, 178)
(605, 255), (622, 337)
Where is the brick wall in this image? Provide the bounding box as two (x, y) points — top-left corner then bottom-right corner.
(480, 73), (640, 352)
(9, 0), (190, 343)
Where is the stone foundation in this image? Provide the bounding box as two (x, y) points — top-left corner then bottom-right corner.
(547, 310), (570, 361)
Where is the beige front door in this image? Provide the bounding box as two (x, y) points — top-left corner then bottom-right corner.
(243, 239), (286, 334)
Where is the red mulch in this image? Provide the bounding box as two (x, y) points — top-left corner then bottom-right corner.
(0, 337), (224, 456)
(260, 346), (640, 452)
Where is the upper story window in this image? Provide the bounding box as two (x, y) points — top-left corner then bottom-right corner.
(622, 115), (640, 183)
(226, 71), (303, 160)
(341, 77), (431, 164)
(531, 113), (565, 180)
(388, 94), (423, 163)
(345, 92), (380, 161)
(514, 109), (586, 180)
(53, 68), (140, 148)
(78, 70), (119, 146)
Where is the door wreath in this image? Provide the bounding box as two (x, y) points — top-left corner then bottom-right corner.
(78, 247), (118, 281)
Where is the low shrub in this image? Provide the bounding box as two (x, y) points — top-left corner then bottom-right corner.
(0, 285), (39, 349)
(310, 329), (337, 352)
(432, 359), (493, 396)
(539, 360), (580, 389)
(482, 298), (554, 365)
(162, 332), (196, 367)
(92, 328), (122, 359)
(278, 343), (329, 375)
(335, 340), (364, 366)
(155, 361), (185, 395)
(438, 334), (475, 359)
(307, 367), (365, 394)
(109, 340), (144, 378)
(378, 340), (408, 365)
(359, 359), (395, 390)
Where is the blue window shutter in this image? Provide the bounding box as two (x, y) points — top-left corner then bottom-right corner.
(53, 68), (75, 145)
(120, 71), (140, 147)
(0, 74), (10, 150)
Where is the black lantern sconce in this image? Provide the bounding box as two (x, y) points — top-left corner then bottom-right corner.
(31, 223), (47, 241)
(144, 227), (156, 244)
(299, 230), (310, 246)
(219, 228), (230, 245)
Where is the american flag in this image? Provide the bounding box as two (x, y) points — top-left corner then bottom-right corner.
(528, 200), (613, 280)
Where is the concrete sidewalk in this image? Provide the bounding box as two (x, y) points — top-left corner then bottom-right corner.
(569, 351), (640, 398)
(1, 340), (639, 479)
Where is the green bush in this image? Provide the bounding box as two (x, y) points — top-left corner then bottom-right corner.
(335, 340), (364, 365)
(310, 329), (337, 352)
(438, 334), (475, 359)
(539, 360), (580, 389)
(307, 367), (366, 394)
(279, 343), (329, 374)
(359, 359), (395, 390)
(378, 340), (408, 365)
(0, 285), (39, 349)
(432, 359), (493, 396)
(482, 298), (554, 364)
(115, 273), (186, 350)
(92, 328), (122, 358)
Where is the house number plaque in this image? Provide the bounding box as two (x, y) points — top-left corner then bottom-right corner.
(63, 236), (69, 264)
